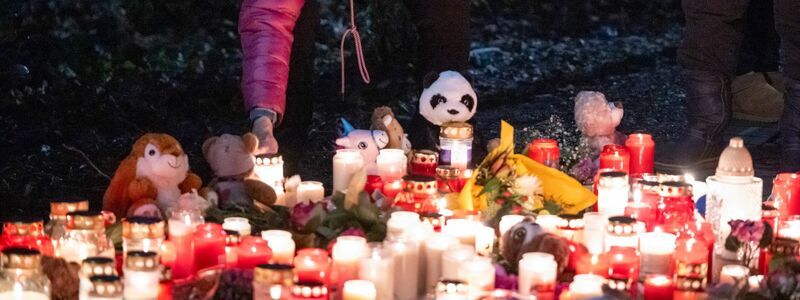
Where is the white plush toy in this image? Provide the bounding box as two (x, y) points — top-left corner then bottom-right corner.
(419, 71), (478, 125)
(574, 91), (625, 152)
(336, 118), (389, 173)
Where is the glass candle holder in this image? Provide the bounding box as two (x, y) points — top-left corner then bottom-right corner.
(625, 133), (655, 176)
(222, 217), (252, 237)
(576, 253), (609, 277)
(474, 225), (496, 257)
(435, 279), (469, 300)
(599, 144), (630, 174)
(424, 234), (460, 294)
(439, 122), (473, 170)
(167, 209), (204, 280)
(442, 219), (478, 246)
(377, 149), (408, 182)
(193, 223), (226, 271)
(655, 181), (695, 233)
(557, 214), (585, 241)
(333, 149), (365, 192)
(262, 230), (295, 264)
(237, 236), (272, 269)
(342, 279), (376, 300)
(568, 274), (604, 300)
(528, 138), (560, 169)
(122, 216), (165, 258)
(779, 216), (800, 240)
(518, 252), (557, 298)
(225, 230), (242, 267)
(459, 256), (495, 299)
(80, 257), (117, 300)
(411, 150), (439, 178)
(359, 245), (394, 300)
(255, 154), (286, 204)
(1, 216), (54, 256)
(387, 211), (421, 240)
(441, 244), (475, 281)
(597, 171), (630, 217)
(719, 264), (749, 285)
(639, 232), (676, 279)
(332, 236), (368, 298)
(535, 215), (562, 234)
(58, 211), (114, 264)
(606, 246), (640, 295)
(384, 238), (420, 300)
(291, 281), (328, 300)
(436, 166), (465, 194)
(582, 213), (608, 255)
(123, 251), (161, 300)
(294, 248), (330, 284)
(0, 248), (50, 300)
(674, 238), (709, 292)
(395, 175), (438, 213)
(45, 196), (90, 243)
(87, 275), (123, 300)
(296, 181), (325, 204)
(643, 275), (675, 300)
(771, 173), (800, 218)
(706, 175), (763, 261)
(605, 216), (640, 251)
(253, 263), (295, 300)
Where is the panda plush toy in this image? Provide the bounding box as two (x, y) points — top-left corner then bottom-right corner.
(409, 70), (485, 163)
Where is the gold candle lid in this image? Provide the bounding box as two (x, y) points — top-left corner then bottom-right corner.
(122, 216), (165, 239)
(412, 150), (438, 165)
(436, 279), (468, 295)
(254, 263), (296, 285)
(606, 216), (637, 236)
(1, 248), (41, 269)
(125, 251), (159, 271)
(50, 196), (90, 218)
(225, 230), (242, 246)
(2, 216), (45, 237)
(439, 122), (473, 139)
(675, 275), (706, 291)
(403, 175), (438, 194)
(255, 154), (283, 166)
(89, 275), (123, 298)
(291, 281), (328, 298)
(557, 214), (585, 230)
(67, 211), (105, 230)
(81, 257), (117, 277)
(436, 165), (462, 178)
(658, 181), (693, 197)
(598, 171), (628, 188)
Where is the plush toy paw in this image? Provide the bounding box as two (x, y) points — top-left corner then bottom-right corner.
(128, 201), (162, 218)
(127, 178), (157, 202)
(179, 172), (203, 193)
(244, 179), (277, 207)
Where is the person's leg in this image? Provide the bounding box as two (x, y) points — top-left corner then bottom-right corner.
(408, 0), (470, 78)
(658, 0), (750, 171)
(775, 0), (800, 171)
(276, 0), (319, 175)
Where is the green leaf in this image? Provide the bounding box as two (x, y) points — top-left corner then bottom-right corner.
(480, 178), (503, 196)
(316, 226), (336, 239)
(725, 235), (742, 252)
(759, 221), (773, 248)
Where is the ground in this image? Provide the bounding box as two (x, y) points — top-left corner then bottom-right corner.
(0, 0), (779, 220)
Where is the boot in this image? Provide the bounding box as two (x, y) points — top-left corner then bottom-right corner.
(655, 70), (732, 173)
(732, 72), (784, 122)
(780, 77), (800, 172)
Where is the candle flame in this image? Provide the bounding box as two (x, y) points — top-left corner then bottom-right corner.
(684, 173), (695, 183)
(648, 275), (671, 286)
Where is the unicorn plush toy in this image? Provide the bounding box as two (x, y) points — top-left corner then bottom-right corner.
(335, 118), (389, 173)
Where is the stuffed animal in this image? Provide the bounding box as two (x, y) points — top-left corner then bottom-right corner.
(370, 106), (411, 153)
(103, 133), (202, 218)
(336, 118), (389, 172)
(200, 133), (276, 211)
(500, 217), (570, 276)
(574, 91), (625, 152)
(409, 70), (486, 163)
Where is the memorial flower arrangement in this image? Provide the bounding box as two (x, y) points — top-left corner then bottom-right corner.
(725, 219), (773, 271)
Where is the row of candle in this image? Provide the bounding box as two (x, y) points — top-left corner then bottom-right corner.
(528, 133), (655, 174)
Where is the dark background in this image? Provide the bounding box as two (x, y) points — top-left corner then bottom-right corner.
(0, 0), (683, 219)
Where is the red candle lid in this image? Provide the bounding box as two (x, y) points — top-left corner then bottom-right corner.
(531, 138), (558, 147)
(601, 144), (629, 155)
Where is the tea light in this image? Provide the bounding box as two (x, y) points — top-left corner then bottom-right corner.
(459, 256), (495, 299)
(261, 230), (295, 264)
(568, 274), (605, 300)
(333, 149), (365, 192)
(87, 275), (123, 300)
(222, 217), (251, 236)
(498, 215), (525, 238)
(625, 134), (654, 176)
(597, 171), (630, 217)
(644, 275), (675, 300)
(376, 149), (408, 181)
(442, 244), (475, 280)
(57, 212), (114, 264)
(599, 144), (630, 174)
(296, 181), (325, 204)
(442, 219), (477, 246)
(237, 236), (272, 269)
(535, 215), (561, 234)
(474, 225), (495, 256)
(639, 232), (676, 278)
(343, 280), (377, 300)
(79, 257), (117, 300)
(123, 251), (161, 300)
(385, 239), (420, 300)
(424, 234), (460, 293)
(333, 236), (368, 297)
(359, 246), (394, 300)
(720, 264), (749, 285)
(528, 138), (560, 168)
(518, 252), (557, 297)
(168, 209), (203, 280)
(582, 213), (607, 254)
(255, 154), (285, 204)
(440, 122), (473, 170)
(294, 248), (331, 284)
(193, 223), (227, 271)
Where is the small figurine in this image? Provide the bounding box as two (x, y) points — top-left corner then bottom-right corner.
(574, 91), (625, 152)
(336, 118), (389, 172)
(200, 133), (276, 211)
(103, 133), (202, 218)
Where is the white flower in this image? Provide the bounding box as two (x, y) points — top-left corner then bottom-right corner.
(514, 175), (543, 196)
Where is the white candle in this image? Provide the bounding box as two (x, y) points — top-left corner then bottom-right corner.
(459, 256), (495, 299)
(518, 252), (557, 297)
(582, 213), (607, 254)
(0, 291), (49, 300)
(261, 230), (295, 264)
(387, 211), (420, 239)
(343, 280), (377, 300)
(720, 264), (750, 285)
(296, 181), (325, 204)
(748, 275), (764, 290)
(359, 246), (394, 300)
(569, 274), (605, 300)
(780, 218), (800, 240)
(333, 236), (367, 297)
(124, 269), (160, 299)
(222, 217), (251, 236)
(498, 215), (525, 238)
(535, 215), (561, 234)
(406, 222), (434, 297)
(254, 155), (285, 205)
(451, 143), (469, 170)
(385, 238), (420, 300)
(424, 234), (460, 293)
(442, 244), (475, 280)
(443, 219), (477, 246)
(333, 149), (365, 192)
(376, 149), (407, 181)
(474, 225), (495, 256)
(597, 172), (630, 217)
(639, 232), (676, 278)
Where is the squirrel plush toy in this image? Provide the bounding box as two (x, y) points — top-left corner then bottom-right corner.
(103, 133), (202, 218)
(200, 133), (276, 211)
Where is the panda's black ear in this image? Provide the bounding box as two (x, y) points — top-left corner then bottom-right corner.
(422, 71), (440, 89)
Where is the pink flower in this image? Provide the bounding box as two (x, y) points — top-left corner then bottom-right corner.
(291, 201), (327, 233)
(729, 220), (765, 243)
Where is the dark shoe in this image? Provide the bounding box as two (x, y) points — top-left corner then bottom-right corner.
(780, 77), (800, 172)
(655, 70), (732, 172)
(732, 72), (784, 122)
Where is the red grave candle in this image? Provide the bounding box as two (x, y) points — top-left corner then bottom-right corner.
(236, 236), (272, 269)
(160, 240), (176, 269)
(656, 181), (695, 234)
(771, 173), (800, 217)
(393, 175), (439, 213)
(625, 133), (655, 176)
(528, 138), (560, 168)
(1, 217), (54, 256)
(382, 179), (404, 200)
(193, 223), (227, 271)
(644, 275), (675, 300)
(410, 150), (439, 178)
(607, 246), (639, 294)
(364, 175), (384, 198)
(294, 248), (331, 284)
(576, 253), (609, 277)
(599, 144), (630, 174)
(624, 201), (654, 229)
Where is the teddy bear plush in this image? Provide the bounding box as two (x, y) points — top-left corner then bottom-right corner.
(370, 106), (411, 153)
(574, 91), (626, 152)
(103, 133), (202, 218)
(200, 133), (276, 211)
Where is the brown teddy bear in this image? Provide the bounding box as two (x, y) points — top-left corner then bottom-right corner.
(500, 217), (570, 277)
(200, 133), (276, 211)
(103, 133), (202, 218)
(371, 106), (411, 153)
